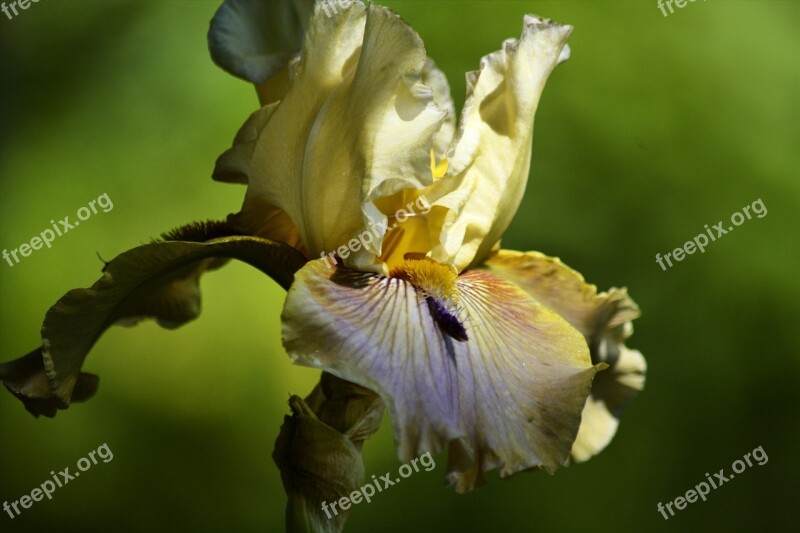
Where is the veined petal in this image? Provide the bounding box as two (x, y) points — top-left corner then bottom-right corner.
(282, 259), (601, 492)
(218, 1), (447, 270)
(482, 250), (646, 462)
(425, 17), (572, 271)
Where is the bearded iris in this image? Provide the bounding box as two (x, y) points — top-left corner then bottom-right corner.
(0, 0), (645, 514)
(208, 0), (646, 491)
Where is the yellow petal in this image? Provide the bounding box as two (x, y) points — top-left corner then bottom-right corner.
(571, 345), (645, 462)
(422, 58), (456, 159)
(213, 103), (306, 250)
(282, 259), (601, 492)
(216, 2), (448, 269)
(430, 149), (449, 180)
(425, 17), (572, 271)
(482, 249), (646, 462)
(214, 103), (279, 185)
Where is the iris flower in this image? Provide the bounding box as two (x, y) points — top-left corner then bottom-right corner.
(0, 0), (645, 497)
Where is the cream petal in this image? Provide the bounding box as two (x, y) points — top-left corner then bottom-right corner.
(482, 250), (646, 462)
(353, 8), (447, 202)
(569, 393), (619, 464)
(227, 0), (367, 258)
(214, 103), (278, 185)
(218, 2), (448, 268)
(213, 103), (307, 249)
(282, 259), (601, 492)
(422, 58), (456, 158)
(571, 345), (645, 462)
(423, 17), (572, 271)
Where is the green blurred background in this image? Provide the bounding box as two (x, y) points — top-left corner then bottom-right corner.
(1, 1), (797, 531)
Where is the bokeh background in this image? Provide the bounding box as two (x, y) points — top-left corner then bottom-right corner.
(1, 1), (798, 532)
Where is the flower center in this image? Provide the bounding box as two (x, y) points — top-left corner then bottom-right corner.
(390, 257), (468, 342)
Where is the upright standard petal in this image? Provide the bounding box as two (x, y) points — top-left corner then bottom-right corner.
(282, 259), (602, 492)
(213, 103), (307, 251)
(215, 1), (447, 269)
(209, 0), (314, 102)
(422, 58), (456, 162)
(425, 17), (573, 271)
(482, 250), (646, 462)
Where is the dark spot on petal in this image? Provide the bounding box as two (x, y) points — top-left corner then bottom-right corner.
(426, 296), (468, 343)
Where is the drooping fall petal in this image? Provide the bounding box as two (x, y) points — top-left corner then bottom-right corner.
(571, 343), (645, 462)
(482, 250), (646, 462)
(0, 221), (306, 416)
(0, 349), (98, 418)
(282, 259), (603, 492)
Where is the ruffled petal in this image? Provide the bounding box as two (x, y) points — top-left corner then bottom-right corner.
(0, 221), (306, 416)
(422, 58), (456, 159)
(216, 1), (448, 269)
(482, 250), (646, 462)
(282, 259), (602, 492)
(425, 17), (572, 271)
(572, 344), (645, 462)
(0, 349), (97, 419)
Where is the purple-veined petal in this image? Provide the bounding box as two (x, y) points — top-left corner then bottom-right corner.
(282, 259), (602, 492)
